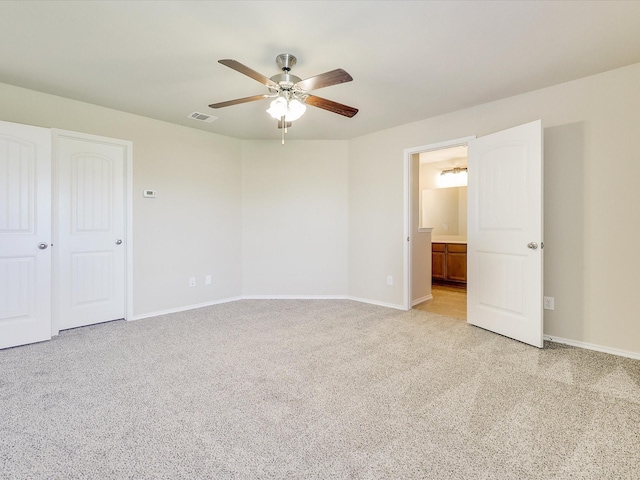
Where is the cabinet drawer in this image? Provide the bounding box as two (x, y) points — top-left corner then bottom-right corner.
(432, 243), (446, 252)
(447, 243), (467, 253)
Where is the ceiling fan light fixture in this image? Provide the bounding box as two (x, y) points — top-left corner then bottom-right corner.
(286, 98), (306, 121)
(267, 97), (287, 119)
(266, 96), (306, 122)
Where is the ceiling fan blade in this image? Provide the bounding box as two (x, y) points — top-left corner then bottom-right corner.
(305, 95), (359, 118)
(209, 94), (270, 109)
(278, 120), (292, 129)
(219, 59), (278, 88)
(295, 69), (353, 91)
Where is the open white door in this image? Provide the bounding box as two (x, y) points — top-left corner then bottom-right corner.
(0, 121), (52, 349)
(467, 120), (543, 347)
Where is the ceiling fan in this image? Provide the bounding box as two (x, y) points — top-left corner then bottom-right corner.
(209, 53), (358, 141)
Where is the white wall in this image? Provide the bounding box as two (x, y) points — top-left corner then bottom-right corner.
(348, 137), (405, 307)
(0, 82), (243, 317)
(348, 62), (640, 356)
(242, 140), (348, 296)
(458, 187), (467, 238)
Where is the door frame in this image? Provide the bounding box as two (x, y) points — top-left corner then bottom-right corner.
(51, 129), (133, 335)
(403, 136), (475, 310)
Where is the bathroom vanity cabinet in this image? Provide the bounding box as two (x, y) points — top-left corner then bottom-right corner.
(432, 242), (467, 285)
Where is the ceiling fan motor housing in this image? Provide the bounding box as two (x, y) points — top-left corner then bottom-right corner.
(269, 73), (303, 93)
(270, 54), (302, 94)
(276, 53), (296, 72)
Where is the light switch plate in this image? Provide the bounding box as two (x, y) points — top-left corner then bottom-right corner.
(143, 189), (157, 198)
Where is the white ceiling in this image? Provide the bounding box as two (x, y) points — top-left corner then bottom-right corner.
(2, 1), (640, 141)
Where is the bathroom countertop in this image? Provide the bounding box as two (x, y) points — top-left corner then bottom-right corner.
(432, 239), (467, 244)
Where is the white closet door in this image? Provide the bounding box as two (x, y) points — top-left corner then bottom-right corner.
(56, 132), (127, 330)
(0, 120), (51, 349)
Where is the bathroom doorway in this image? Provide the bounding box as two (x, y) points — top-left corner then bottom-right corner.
(405, 139), (471, 319)
(419, 146), (468, 319)
(405, 121), (544, 347)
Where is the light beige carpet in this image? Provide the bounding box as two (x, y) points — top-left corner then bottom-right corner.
(1, 299), (638, 479)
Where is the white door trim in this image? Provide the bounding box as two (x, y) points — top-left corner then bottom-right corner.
(403, 136), (475, 310)
(51, 129), (133, 335)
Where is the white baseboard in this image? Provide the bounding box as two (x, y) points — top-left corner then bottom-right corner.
(412, 294), (433, 306)
(242, 295), (348, 300)
(346, 296), (406, 311)
(544, 334), (640, 360)
(129, 296), (243, 321)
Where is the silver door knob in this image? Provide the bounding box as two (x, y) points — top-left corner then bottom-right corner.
(527, 242), (538, 250)
(115, 239), (123, 245)
(38, 242), (49, 250)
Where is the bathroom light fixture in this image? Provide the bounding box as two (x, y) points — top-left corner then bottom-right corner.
(440, 166), (468, 176)
(437, 166), (468, 188)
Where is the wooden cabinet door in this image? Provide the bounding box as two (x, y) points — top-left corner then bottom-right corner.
(446, 252), (467, 282)
(432, 252), (446, 280)
(446, 243), (467, 282)
(432, 243), (446, 280)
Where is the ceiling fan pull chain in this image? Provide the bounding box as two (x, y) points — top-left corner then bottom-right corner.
(281, 116), (285, 145)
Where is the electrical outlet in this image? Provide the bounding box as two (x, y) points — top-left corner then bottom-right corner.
(189, 277), (196, 287)
(387, 275), (393, 286)
(205, 275), (212, 285)
(543, 296), (554, 310)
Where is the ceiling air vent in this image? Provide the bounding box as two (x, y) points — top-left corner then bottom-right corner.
(188, 112), (217, 123)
